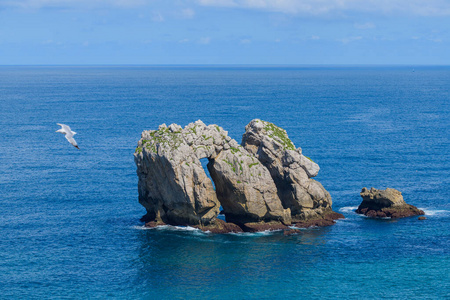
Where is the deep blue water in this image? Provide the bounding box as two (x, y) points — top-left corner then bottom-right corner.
(0, 66), (449, 299)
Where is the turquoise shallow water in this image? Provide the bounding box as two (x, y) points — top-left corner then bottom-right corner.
(0, 66), (449, 299)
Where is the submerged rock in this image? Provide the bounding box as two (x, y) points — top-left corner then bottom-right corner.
(134, 119), (342, 232)
(193, 219), (244, 234)
(356, 187), (425, 219)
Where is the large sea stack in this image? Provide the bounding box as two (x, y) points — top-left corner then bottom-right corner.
(134, 119), (343, 232)
(356, 187), (425, 218)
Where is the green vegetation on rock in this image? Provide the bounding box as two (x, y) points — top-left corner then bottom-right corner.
(304, 156), (315, 163)
(230, 147), (239, 154)
(261, 121), (295, 150)
(145, 127), (184, 153)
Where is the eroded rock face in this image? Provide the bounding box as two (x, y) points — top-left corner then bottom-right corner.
(356, 187), (425, 218)
(134, 121), (221, 226)
(135, 119), (341, 231)
(134, 120), (290, 227)
(242, 119), (337, 223)
(208, 145), (291, 224)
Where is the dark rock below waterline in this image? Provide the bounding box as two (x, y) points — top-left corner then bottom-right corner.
(292, 211), (345, 228)
(193, 219), (244, 234)
(238, 221), (289, 233)
(144, 220), (166, 228)
(356, 187), (425, 219)
(144, 214), (345, 233)
(283, 229), (302, 235)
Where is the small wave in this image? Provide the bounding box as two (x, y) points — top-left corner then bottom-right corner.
(132, 225), (150, 230)
(132, 224), (205, 233)
(339, 206), (358, 213)
(228, 230), (279, 236)
(288, 225), (309, 230)
(171, 225), (200, 231)
(421, 209), (450, 216)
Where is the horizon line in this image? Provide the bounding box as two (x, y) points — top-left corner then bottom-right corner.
(0, 63), (449, 67)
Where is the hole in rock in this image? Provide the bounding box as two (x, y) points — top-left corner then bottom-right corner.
(199, 157), (225, 220)
(199, 157), (215, 190)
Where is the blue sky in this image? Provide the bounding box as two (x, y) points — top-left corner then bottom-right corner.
(0, 0), (449, 65)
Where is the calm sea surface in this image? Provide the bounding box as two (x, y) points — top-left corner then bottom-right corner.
(0, 66), (449, 299)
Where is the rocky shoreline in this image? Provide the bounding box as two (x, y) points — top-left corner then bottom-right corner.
(134, 119), (344, 233)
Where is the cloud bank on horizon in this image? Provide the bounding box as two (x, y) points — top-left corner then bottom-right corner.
(0, 0), (449, 64)
(3, 0), (450, 16)
(197, 0), (450, 16)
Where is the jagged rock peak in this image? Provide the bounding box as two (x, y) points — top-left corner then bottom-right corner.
(242, 119), (319, 178)
(242, 119), (341, 225)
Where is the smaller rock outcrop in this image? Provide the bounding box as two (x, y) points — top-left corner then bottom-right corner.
(356, 187), (425, 218)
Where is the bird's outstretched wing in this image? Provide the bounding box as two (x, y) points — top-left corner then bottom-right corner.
(65, 135), (80, 149)
(57, 123), (74, 134)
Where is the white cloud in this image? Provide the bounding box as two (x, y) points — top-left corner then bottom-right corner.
(310, 35), (320, 40)
(339, 36), (363, 44)
(195, 0), (450, 16)
(3, 0), (450, 16)
(179, 38), (190, 43)
(180, 8), (195, 18)
(240, 39), (251, 44)
(354, 22), (375, 29)
(199, 37), (211, 44)
(0, 0), (147, 9)
(197, 0), (236, 7)
(151, 11), (164, 22)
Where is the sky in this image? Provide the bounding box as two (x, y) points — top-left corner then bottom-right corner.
(0, 0), (449, 65)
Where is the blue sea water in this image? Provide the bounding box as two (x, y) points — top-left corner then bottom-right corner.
(0, 66), (449, 299)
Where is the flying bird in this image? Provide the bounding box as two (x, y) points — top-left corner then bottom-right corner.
(56, 123), (79, 149)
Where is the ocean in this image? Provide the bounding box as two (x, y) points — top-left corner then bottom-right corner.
(0, 66), (448, 299)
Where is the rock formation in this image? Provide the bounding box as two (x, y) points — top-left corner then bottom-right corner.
(356, 187), (425, 218)
(242, 119), (342, 227)
(134, 119), (343, 232)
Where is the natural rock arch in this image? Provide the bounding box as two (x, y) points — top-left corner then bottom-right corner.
(134, 120), (290, 226)
(134, 119), (342, 231)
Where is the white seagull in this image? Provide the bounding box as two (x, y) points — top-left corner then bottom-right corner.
(56, 123), (80, 149)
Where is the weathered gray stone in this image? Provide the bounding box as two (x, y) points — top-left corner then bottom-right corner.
(135, 119), (341, 230)
(208, 146), (291, 224)
(134, 120), (290, 227)
(241, 119), (334, 223)
(134, 123), (220, 225)
(360, 187), (405, 207)
(357, 187), (425, 218)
